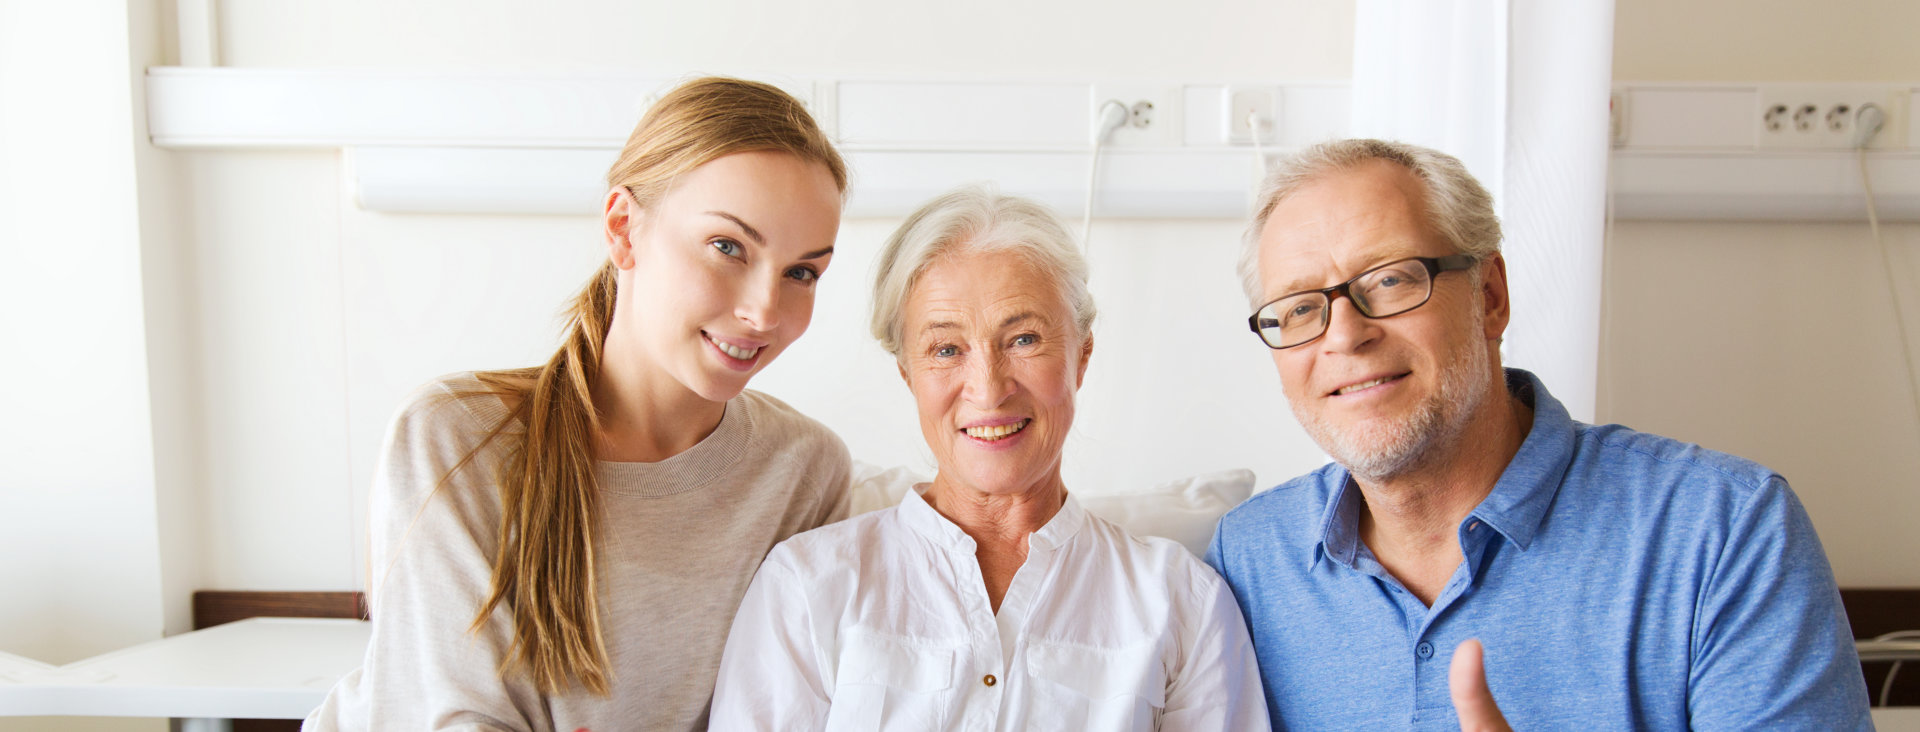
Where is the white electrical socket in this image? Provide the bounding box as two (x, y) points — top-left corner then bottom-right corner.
(1756, 84), (1906, 150)
(1092, 83), (1180, 147)
(1224, 85), (1280, 145)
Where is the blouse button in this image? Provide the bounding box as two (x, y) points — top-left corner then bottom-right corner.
(983, 674), (997, 687)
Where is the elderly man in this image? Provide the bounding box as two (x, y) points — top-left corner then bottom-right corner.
(1206, 138), (1870, 730)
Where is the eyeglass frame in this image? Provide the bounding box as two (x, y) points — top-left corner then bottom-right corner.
(1247, 254), (1479, 350)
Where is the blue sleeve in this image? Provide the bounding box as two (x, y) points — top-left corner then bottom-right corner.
(1206, 519), (1229, 579)
(1686, 476), (1870, 730)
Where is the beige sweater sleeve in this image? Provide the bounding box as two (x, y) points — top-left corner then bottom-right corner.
(307, 379), (550, 732)
(308, 378), (853, 732)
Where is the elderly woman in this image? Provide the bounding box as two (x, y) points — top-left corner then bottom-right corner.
(709, 187), (1269, 731)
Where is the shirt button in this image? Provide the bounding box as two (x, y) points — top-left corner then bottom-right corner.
(983, 674), (997, 687)
(1416, 642), (1434, 659)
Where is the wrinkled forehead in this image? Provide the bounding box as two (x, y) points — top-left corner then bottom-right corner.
(904, 248), (1073, 334)
(1257, 163), (1441, 297)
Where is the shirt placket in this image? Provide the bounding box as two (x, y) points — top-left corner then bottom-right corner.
(1346, 547), (1424, 725)
(1408, 518), (1494, 724)
(1348, 521), (1493, 727)
(992, 537), (1060, 732)
(942, 533), (1005, 732)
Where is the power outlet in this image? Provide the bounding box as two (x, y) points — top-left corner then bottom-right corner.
(1757, 84), (1906, 150)
(1092, 83), (1180, 147)
(1224, 85), (1280, 145)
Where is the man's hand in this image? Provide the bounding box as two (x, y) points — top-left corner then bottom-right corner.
(1449, 639), (1513, 732)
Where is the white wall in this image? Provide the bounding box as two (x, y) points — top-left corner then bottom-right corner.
(136, 0), (1920, 613)
(160, 0), (1359, 601)
(1602, 221), (1920, 586)
(1604, 0), (1920, 586)
(0, 0), (172, 728)
(8, 6), (1920, 720)
(183, 168), (1320, 595)
(213, 0), (1356, 79)
(1614, 0), (1920, 82)
(0, 0), (165, 663)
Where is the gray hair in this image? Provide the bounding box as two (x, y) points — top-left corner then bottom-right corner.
(1237, 138), (1502, 304)
(871, 186), (1096, 358)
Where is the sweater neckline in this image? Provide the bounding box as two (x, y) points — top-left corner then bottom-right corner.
(593, 393), (756, 498)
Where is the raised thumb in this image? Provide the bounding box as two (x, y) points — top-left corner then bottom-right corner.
(1449, 639), (1512, 732)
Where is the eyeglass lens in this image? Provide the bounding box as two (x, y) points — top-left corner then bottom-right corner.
(1255, 259), (1437, 348)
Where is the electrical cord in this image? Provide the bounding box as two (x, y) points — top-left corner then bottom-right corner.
(1600, 132), (1618, 418)
(1855, 104), (1920, 435)
(1873, 629), (1920, 706)
(1083, 100), (1130, 252)
(1248, 108), (1270, 185)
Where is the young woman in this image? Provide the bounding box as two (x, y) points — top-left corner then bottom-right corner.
(306, 77), (853, 731)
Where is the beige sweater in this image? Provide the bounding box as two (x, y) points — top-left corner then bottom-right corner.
(306, 373), (850, 732)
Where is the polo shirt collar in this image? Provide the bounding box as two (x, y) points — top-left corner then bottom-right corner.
(1309, 368), (1576, 569)
(1310, 477), (1366, 571)
(1468, 368), (1575, 551)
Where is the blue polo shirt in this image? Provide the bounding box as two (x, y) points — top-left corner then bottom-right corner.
(1207, 369), (1869, 730)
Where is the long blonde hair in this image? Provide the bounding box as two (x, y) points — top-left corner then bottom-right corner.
(459, 76), (847, 696)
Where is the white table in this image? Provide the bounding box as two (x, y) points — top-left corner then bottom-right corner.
(0, 617), (369, 728)
(0, 650), (52, 683)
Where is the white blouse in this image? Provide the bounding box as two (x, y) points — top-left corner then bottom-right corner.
(709, 487), (1270, 732)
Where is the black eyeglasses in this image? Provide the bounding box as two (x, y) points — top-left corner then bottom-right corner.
(1248, 254), (1478, 349)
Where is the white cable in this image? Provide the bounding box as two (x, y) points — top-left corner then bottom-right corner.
(1872, 630), (1920, 707)
(1083, 101), (1129, 252)
(1081, 139), (1104, 251)
(1857, 104), (1920, 710)
(1855, 104), (1920, 435)
(1600, 141), (1618, 419)
(1248, 109), (1269, 185)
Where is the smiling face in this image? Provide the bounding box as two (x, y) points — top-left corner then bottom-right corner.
(899, 247), (1091, 499)
(1256, 160), (1508, 482)
(605, 150), (843, 405)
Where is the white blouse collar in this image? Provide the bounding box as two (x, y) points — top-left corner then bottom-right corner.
(897, 483), (1088, 553)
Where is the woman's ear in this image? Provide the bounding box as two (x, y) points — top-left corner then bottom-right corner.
(604, 187), (641, 270)
(1075, 335), (1094, 389)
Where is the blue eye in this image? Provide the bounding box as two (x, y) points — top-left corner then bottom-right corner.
(1011, 333), (1038, 347)
(711, 239), (743, 259)
(934, 345), (959, 358)
(786, 266), (819, 283)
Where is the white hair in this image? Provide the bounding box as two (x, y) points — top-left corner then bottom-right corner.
(870, 186), (1096, 358)
(1238, 138), (1503, 304)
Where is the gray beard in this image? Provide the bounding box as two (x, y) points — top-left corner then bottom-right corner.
(1292, 321), (1493, 484)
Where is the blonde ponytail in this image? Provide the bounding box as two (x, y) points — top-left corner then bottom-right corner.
(460, 77), (846, 695)
(470, 262), (618, 694)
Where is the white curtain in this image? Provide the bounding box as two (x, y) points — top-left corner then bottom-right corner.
(1351, 0), (1615, 422)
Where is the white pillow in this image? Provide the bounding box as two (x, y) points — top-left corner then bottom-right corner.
(848, 461), (927, 516)
(1077, 468), (1256, 557)
(847, 461), (1255, 557)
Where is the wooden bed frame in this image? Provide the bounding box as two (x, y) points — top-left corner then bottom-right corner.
(1842, 588), (1920, 706)
(191, 591), (366, 732)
